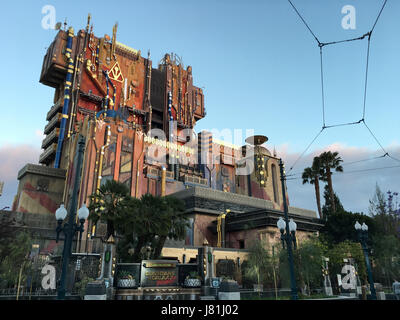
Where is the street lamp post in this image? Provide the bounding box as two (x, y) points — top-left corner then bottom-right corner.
(354, 221), (377, 300)
(278, 159), (298, 300)
(55, 135), (88, 300)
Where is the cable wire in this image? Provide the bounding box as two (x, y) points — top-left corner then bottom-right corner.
(286, 164), (400, 181)
(323, 119), (364, 129)
(286, 0), (392, 171)
(287, 0), (321, 45)
(288, 128), (324, 172)
(320, 33), (370, 47)
(362, 120), (388, 155)
(363, 35), (371, 119)
(319, 46), (326, 127)
(342, 153), (388, 166)
(371, 0), (388, 33)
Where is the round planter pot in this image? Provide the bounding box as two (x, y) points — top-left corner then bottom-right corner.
(118, 278), (136, 288)
(184, 278), (202, 288)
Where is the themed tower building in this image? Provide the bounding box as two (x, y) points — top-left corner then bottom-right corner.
(12, 16), (322, 257)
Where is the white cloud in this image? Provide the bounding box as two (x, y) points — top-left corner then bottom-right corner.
(0, 144), (41, 209)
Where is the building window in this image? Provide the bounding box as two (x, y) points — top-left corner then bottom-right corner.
(238, 239), (245, 249)
(271, 164), (279, 203)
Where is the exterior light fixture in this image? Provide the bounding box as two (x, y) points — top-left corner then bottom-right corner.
(354, 221), (377, 300)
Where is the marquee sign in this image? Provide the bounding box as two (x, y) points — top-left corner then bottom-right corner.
(140, 260), (178, 287)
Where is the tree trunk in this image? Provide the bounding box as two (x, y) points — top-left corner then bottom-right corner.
(327, 169), (336, 213)
(152, 235), (167, 259)
(314, 179), (323, 220)
(133, 235), (147, 262)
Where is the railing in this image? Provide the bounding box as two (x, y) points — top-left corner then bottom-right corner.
(44, 113), (61, 134)
(41, 128), (60, 149)
(39, 143), (57, 164)
(46, 101), (63, 121)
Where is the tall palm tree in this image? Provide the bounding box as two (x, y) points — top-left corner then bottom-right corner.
(319, 151), (343, 214)
(88, 179), (130, 241)
(151, 195), (188, 259)
(302, 156), (324, 220)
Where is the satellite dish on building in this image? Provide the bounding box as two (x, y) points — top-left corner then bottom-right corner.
(245, 135), (268, 146)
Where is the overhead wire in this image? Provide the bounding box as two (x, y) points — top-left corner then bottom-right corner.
(286, 153), (391, 178)
(371, 0), (388, 32)
(286, 164), (400, 181)
(287, 0), (321, 45)
(285, 0), (395, 172)
(288, 128), (324, 172)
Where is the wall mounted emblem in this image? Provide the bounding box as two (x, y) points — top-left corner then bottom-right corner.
(108, 61), (124, 83)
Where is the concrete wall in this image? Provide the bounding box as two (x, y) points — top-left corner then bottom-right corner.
(13, 164), (66, 215)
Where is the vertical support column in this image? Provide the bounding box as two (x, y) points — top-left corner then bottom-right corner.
(55, 27), (75, 168)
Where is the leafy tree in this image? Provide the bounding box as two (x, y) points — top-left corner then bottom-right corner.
(243, 239), (271, 293)
(321, 184), (344, 219)
(295, 236), (327, 294)
(321, 208), (376, 246)
(326, 240), (366, 290)
(368, 184), (400, 286)
(0, 231), (32, 289)
(369, 184), (400, 237)
(372, 234), (400, 287)
(302, 156), (324, 220)
(319, 151), (343, 214)
(150, 195), (188, 259)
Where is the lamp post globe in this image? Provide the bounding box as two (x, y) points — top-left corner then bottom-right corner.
(289, 219), (297, 233)
(277, 217), (286, 231)
(78, 204), (90, 221)
(55, 204), (67, 221)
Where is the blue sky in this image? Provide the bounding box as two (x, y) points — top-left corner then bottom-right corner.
(0, 0), (399, 214)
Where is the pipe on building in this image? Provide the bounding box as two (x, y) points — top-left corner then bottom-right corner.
(96, 125), (111, 191)
(161, 166), (166, 196)
(135, 134), (146, 198)
(54, 27), (75, 168)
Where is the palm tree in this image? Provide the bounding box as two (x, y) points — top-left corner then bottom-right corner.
(302, 156), (324, 220)
(151, 195), (188, 259)
(117, 193), (188, 262)
(88, 179), (130, 241)
(319, 151), (343, 214)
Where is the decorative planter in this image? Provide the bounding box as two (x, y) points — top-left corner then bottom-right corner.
(184, 278), (202, 288)
(118, 278), (136, 288)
